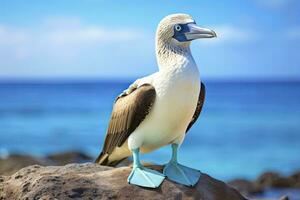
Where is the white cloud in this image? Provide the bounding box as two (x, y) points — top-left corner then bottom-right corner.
(0, 17), (145, 62)
(0, 17), (154, 78)
(200, 25), (259, 46)
(45, 27), (139, 45)
(0, 26), (28, 45)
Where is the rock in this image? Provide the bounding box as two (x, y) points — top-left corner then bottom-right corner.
(289, 171), (300, 188)
(0, 151), (93, 176)
(279, 195), (289, 200)
(0, 154), (49, 176)
(228, 171), (300, 199)
(228, 179), (262, 196)
(46, 151), (93, 165)
(0, 163), (247, 200)
(255, 172), (293, 188)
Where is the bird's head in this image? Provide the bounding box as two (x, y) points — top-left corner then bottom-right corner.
(156, 13), (217, 48)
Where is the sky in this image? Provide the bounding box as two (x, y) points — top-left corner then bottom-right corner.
(0, 0), (300, 80)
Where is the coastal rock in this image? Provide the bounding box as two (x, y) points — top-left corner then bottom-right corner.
(255, 172), (296, 188)
(228, 179), (262, 196)
(0, 151), (93, 176)
(0, 154), (48, 176)
(0, 163), (246, 200)
(290, 171), (300, 188)
(228, 171), (300, 199)
(279, 196), (289, 200)
(46, 151), (93, 165)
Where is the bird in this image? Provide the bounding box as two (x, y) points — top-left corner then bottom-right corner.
(96, 13), (216, 188)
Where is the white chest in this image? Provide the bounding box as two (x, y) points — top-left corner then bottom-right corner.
(155, 55), (200, 109)
(128, 50), (201, 151)
(140, 58), (200, 145)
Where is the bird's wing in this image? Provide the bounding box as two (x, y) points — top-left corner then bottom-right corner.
(101, 83), (156, 156)
(186, 82), (206, 133)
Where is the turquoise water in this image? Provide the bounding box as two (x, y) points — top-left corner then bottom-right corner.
(0, 80), (299, 181)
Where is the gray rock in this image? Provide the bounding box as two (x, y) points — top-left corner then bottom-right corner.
(0, 154), (49, 176)
(228, 178), (263, 196)
(279, 195), (289, 200)
(255, 172), (295, 188)
(0, 163), (246, 200)
(0, 151), (93, 176)
(46, 151), (93, 165)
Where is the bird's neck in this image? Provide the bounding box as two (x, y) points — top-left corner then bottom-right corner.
(155, 38), (196, 72)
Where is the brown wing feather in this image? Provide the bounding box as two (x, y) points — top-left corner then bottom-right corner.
(96, 84), (156, 165)
(186, 82), (206, 133)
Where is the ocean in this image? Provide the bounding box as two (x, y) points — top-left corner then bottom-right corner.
(0, 80), (300, 182)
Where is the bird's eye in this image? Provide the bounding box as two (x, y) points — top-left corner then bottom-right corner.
(175, 24), (182, 31)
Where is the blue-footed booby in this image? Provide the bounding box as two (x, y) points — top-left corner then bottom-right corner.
(96, 13), (216, 188)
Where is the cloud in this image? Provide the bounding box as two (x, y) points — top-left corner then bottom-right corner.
(41, 17), (142, 45)
(46, 27), (137, 45)
(0, 26), (27, 45)
(0, 17), (154, 78)
(0, 17), (145, 62)
(0, 19), (258, 64)
(200, 25), (259, 46)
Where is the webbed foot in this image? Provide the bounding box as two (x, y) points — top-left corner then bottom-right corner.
(163, 162), (201, 187)
(128, 166), (165, 188)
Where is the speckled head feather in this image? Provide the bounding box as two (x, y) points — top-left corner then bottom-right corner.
(156, 13), (194, 47)
(155, 14), (195, 70)
(155, 13), (216, 70)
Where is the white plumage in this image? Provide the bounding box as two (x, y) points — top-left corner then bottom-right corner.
(109, 14), (201, 162)
(97, 13), (216, 188)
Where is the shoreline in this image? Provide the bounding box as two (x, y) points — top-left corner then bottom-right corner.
(1, 151), (299, 199)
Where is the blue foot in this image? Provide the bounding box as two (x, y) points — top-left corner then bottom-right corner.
(127, 166), (165, 188)
(163, 162), (201, 187)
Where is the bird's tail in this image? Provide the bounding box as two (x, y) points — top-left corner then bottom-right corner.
(95, 151), (127, 167)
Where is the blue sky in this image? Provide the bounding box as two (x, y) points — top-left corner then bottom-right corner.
(0, 0), (299, 80)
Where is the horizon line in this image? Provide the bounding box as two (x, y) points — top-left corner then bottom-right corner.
(0, 77), (300, 84)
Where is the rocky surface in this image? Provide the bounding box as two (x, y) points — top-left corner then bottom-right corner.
(0, 154), (49, 176)
(0, 163), (246, 200)
(227, 179), (263, 196)
(255, 172), (300, 189)
(1, 152), (299, 199)
(228, 171), (300, 199)
(0, 151), (93, 176)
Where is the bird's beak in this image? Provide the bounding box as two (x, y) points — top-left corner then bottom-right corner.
(185, 23), (217, 40)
